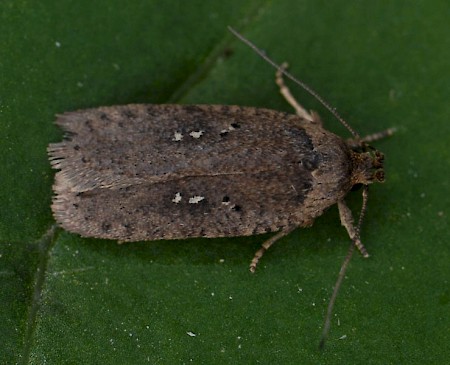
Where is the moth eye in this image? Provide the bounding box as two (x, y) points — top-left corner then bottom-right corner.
(375, 170), (385, 182)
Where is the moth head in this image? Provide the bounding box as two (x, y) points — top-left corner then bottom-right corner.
(350, 143), (385, 186)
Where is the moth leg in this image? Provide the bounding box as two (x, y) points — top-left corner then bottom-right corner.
(250, 225), (297, 273)
(276, 63), (314, 122)
(347, 127), (396, 148)
(337, 200), (369, 257)
(361, 127), (396, 143)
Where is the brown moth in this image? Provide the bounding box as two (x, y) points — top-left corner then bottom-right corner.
(48, 28), (392, 347)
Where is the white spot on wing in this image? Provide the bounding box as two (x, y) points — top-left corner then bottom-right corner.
(189, 196), (205, 204)
(172, 192), (182, 203)
(189, 130), (204, 139)
(220, 125), (238, 135)
(172, 132), (183, 141)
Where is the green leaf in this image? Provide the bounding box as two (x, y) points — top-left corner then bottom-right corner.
(1, 1), (449, 363)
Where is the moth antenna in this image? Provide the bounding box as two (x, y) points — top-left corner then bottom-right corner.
(357, 185), (369, 235)
(319, 185), (369, 349)
(228, 26), (360, 139)
(319, 243), (354, 350)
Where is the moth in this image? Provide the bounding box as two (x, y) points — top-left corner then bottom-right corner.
(48, 28), (392, 346)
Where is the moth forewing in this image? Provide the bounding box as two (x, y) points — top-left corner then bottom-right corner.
(49, 104), (360, 243)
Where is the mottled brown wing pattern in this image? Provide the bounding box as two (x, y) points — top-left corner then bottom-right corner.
(50, 105), (313, 188)
(48, 104), (352, 241)
(52, 169), (313, 241)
